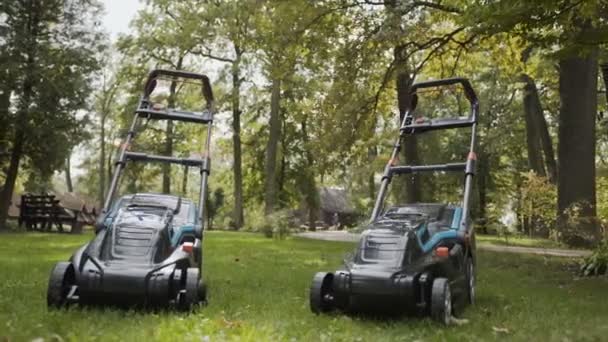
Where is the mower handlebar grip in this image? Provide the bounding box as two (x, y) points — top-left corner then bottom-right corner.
(143, 69), (215, 110)
(411, 77), (478, 109)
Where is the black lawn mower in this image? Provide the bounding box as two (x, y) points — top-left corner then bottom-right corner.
(47, 69), (215, 310)
(309, 78), (480, 324)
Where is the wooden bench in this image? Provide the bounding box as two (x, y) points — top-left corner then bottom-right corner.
(18, 194), (94, 233)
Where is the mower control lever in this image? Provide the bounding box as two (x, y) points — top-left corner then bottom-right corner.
(143, 69), (214, 110)
(411, 77), (478, 105)
(135, 108), (213, 124)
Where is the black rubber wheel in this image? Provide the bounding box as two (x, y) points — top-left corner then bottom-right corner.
(199, 280), (208, 305)
(465, 256), (476, 305)
(179, 267), (200, 311)
(47, 262), (75, 309)
(431, 277), (452, 325)
(310, 272), (334, 314)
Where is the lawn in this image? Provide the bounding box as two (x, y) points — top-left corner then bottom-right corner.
(1, 231), (607, 341)
(476, 234), (567, 249)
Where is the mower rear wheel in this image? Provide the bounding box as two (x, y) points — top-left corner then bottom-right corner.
(310, 272), (334, 314)
(465, 256), (476, 305)
(431, 277), (452, 325)
(47, 262), (75, 309)
(179, 267), (200, 311)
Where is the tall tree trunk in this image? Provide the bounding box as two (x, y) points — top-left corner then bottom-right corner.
(301, 118), (319, 231)
(385, 0), (420, 204)
(231, 48), (244, 229)
(65, 153), (73, 193)
(0, 4), (38, 229)
(522, 76), (546, 177)
(368, 146), (377, 201)
(521, 74), (557, 182)
(0, 83), (11, 168)
(477, 149), (489, 234)
(181, 165), (188, 195)
(162, 56), (183, 194)
(557, 47), (600, 246)
(394, 45), (420, 203)
(99, 112), (106, 204)
(264, 78), (281, 214)
(601, 63), (608, 104)
(162, 121), (173, 194)
(0, 53), (12, 169)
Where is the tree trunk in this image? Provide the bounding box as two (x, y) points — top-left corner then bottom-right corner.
(162, 119), (173, 194)
(264, 78), (281, 214)
(162, 56), (183, 194)
(181, 165), (188, 195)
(521, 74), (557, 182)
(477, 149), (489, 234)
(301, 118), (318, 232)
(557, 48), (600, 246)
(368, 147), (377, 201)
(231, 49), (244, 229)
(522, 76), (546, 177)
(394, 45), (420, 203)
(601, 63), (608, 104)
(65, 153), (73, 193)
(99, 112), (106, 204)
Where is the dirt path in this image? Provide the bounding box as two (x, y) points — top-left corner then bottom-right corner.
(296, 231), (591, 258)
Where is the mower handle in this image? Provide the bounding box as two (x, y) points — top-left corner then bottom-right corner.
(143, 69), (214, 110)
(411, 77), (478, 113)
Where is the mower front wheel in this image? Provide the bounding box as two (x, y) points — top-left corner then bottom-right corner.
(47, 262), (75, 309)
(465, 256), (476, 305)
(178, 267), (200, 311)
(199, 280), (208, 305)
(431, 277), (452, 325)
(310, 272), (334, 314)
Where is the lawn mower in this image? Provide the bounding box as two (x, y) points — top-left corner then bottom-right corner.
(47, 69), (215, 310)
(309, 78), (479, 324)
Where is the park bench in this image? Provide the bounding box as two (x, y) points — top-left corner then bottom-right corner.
(17, 194), (96, 233)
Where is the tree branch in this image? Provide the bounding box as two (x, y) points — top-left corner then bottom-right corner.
(411, 1), (461, 14)
(191, 48), (235, 64)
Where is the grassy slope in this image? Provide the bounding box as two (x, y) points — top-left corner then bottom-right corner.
(0, 231), (607, 341)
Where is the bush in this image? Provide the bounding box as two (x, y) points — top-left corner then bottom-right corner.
(519, 171), (557, 238)
(581, 240), (608, 276)
(244, 205), (291, 240)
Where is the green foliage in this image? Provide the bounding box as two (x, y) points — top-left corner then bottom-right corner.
(519, 171), (558, 237)
(581, 240), (608, 276)
(244, 205), (291, 239)
(597, 176), (608, 226)
(0, 0), (105, 181)
(206, 187), (225, 230)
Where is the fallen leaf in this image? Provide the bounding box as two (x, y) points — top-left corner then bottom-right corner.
(449, 317), (470, 326)
(492, 326), (510, 334)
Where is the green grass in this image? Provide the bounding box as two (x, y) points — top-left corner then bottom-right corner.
(477, 234), (568, 249)
(1, 231), (607, 341)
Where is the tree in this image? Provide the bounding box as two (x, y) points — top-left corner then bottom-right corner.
(117, 0), (202, 194)
(94, 63), (120, 204)
(0, 0), (103, 229)
(466, 0), (608, 245)
(191, 0), (259, 229)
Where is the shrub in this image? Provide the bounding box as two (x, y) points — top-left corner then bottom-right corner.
(581, 240), (608, 276)
(519, 171), (557, 238)
(244, 205), (291, 239)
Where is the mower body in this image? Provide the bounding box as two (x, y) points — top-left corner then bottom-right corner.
(310, 78), (480, 323)
(48, 193), (203, 309)
(47, 69), (215, 311)
(314, 204), (475, 316)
